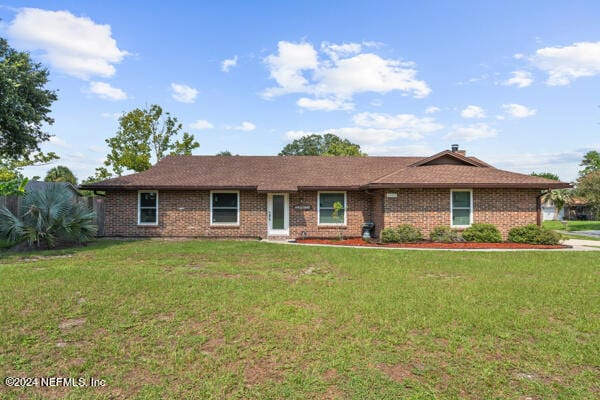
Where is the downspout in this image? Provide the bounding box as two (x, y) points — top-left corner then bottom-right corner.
(536, 189), (550, 226)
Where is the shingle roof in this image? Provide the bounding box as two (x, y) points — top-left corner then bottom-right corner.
(79, 152), (570, 191)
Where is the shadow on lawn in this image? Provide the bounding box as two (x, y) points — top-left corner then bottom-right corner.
(0, 237), (146, 262)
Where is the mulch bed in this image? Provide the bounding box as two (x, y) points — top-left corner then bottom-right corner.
(295, 238), (570, 249)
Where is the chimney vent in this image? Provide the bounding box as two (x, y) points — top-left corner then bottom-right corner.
(451, 144), (459, 152)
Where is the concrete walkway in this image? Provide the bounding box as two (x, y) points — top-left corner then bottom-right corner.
(557, 230), (600, 238)
(561, 239), (600, 251)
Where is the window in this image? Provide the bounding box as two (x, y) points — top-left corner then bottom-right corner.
(211, 191), (239, 225)
(318, 192), (346, 225)
(451, 190), (472, 227)
(138, 191), (158, 225)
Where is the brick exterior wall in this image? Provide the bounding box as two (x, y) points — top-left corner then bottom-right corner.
(381, 188), (539, 238)
(103, 188), (539, 239)
(104, 190), (371, 238)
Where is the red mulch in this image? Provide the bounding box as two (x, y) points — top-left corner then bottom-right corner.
(295, 238), (569, 250)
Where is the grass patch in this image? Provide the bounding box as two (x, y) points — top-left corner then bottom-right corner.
(0, 239), (599, 399)
(544, 220), (600, 231)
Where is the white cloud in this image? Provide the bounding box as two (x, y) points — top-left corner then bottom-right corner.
(445, 123), (497, 142)
(49, 136), (72, 149)
(502, 103), (537, 118)
(221, 55), (238, 72)
(170, 83), (198, 103)
(489, 151), (583, 182)
(285, 112), (442, 146)
(263, 40), (431, 107)
(189, 119), (214, 130)
(530, 41), (600, 85)
(7, 8), (128, 79)
(89, 81), (127, 100)
(424, 106), (440, 114)
(296, 97), (353, 111)
(460, 105), (486, 119)
(228, 121), (256, 131)
(87, 145), (105, 153)
(362, 144), (434, 156)
(100, 112), (122, 120)
(503, 70), (533, 88)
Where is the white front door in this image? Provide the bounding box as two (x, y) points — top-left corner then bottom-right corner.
(267, 193), (289, 236)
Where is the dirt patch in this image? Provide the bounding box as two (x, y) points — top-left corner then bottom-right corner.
(377, 363), (416, 382)
(58, 318), (86, 330)
(297, 238), (569, 250)
(323, 368), (339, 381)
(244, 356), (285, 385)
(202, 337), (225, 354)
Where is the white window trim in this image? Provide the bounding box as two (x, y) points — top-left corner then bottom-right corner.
(210, 190), (240, 226)
(450, 189), (473, 228)
(318, 191), (347, 226)
(138, 190), (159, 226)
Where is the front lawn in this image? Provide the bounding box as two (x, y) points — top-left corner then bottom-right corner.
(0, 240), (598, 399)
(544, 220), (600, 231)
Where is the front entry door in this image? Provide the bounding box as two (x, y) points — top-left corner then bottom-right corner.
(267, 193), (289, 236)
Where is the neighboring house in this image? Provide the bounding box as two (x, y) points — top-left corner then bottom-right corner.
(541, 198), (564, 221)
(564, 198), (596, 220)
(0, 181), (83, 217)
(80, 147), (569, 239)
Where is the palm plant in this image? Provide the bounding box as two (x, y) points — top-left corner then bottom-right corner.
(544, 189), (573, 220)
(0, 184), (97, 248)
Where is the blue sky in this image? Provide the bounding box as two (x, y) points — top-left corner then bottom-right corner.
(1, 1), (600, 182)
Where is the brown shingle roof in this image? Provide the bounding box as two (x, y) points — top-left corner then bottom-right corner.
(80, 153), (570, 191)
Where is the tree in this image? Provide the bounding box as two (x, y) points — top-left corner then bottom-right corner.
(279, 133), (366, 156)
(44, 165), (77, 185)
(216, 150), (233, 156)
(104, 104), (200, 175)
(0, 37), (58, 162)
(0, 183), (97, 248)
(531, 172), (559, 181)
(579, 150), (600, 177)
(543, 189), (573, 220)
(577, 170), (600, 219)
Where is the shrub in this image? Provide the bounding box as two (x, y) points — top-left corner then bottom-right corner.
(430, 226), (460, 243)
(508, 224), (561, 245)
(462, 223), (502, 243)
(0, 184), (97, 249)
(381, 227), (400, 243)
(395, 224), (423, 242)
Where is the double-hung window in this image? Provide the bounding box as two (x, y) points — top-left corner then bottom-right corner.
(138, 191), (158, 225)
(451, 190), (472, 227)
(318, 192), (346, 225)
(211, 191), (239, 225)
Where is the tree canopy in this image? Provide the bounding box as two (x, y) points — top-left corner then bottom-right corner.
(579, 150), (600, 178)
(104, 104), (200, 175)
(44, 165), (77, 185)
(577, 170), (600, 219)
(0, 37), (58, 162)
(531, 172), (560, 181)
(279, 133), (366, 156)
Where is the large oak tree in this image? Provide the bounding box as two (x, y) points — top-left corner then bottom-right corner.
(279, 133), (365, 156)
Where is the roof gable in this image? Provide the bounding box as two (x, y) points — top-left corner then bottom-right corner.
(409, 150), (490, 168)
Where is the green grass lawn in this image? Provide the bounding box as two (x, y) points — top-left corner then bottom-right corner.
(1, 240), (598, 399)
(543, 220), (600, 231)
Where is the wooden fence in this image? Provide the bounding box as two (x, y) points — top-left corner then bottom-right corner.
(0, 195), (105, 237)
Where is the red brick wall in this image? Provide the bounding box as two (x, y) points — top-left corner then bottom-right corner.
(382, 188), (539, 238)
(104, 190), (371, 238)
(103, 188), (539, 239)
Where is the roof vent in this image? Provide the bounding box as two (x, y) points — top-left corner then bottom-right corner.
(451, 144), (459, 152)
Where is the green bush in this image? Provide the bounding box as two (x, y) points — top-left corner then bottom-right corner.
(430, 226), (460, 243)
(381, 224), (423, 243)
(395, 224), (423, 242)
(508, 224), (561, 245)
(0, 184), (97, 249)
(381, 227), (400, 243)
(462, 223), (502, 243)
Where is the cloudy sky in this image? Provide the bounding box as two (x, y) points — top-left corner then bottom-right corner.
(1, 1), (599, 182)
